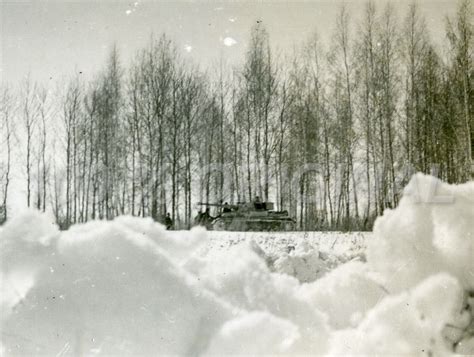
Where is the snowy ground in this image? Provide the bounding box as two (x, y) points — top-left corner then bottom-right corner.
(1, 174), (473, 355)
(200, 231), (368, 283)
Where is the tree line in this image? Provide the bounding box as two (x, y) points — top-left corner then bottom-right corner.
(0, 0), (472, 230)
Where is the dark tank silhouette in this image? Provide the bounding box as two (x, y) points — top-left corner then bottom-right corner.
(195, 199), (295, 231)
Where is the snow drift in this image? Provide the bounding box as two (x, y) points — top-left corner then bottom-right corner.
(1, 174), (473, 355)
(368, 174), (474, 293)
(1, 214), (234, 355)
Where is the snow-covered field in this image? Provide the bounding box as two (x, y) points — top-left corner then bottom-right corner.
(203, 231), (368, 283)
(1, 174), (473, 355)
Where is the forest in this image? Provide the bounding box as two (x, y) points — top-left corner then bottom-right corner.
(0, 0), (472, 230)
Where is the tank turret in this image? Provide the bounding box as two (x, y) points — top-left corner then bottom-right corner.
(195, 201), (295, 231)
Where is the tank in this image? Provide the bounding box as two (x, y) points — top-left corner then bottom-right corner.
(195, 201), (296, 231)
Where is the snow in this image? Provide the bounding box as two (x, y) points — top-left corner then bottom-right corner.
(328, 273), (469, 355)
(367, 173), (474, 293)
(298, 261), (387, 329)
(1, 174), (473, 355)
(202, 230), (367, 283)
(205, 311), (302, 355)
(1, 215), (233, 355)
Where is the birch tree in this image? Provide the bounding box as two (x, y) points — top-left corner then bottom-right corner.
(0, 86), (14, 223)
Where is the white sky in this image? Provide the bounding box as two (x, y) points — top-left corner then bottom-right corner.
(1, 0), (458, 85)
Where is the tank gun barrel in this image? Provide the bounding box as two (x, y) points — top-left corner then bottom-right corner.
(197, 202), (239, 209)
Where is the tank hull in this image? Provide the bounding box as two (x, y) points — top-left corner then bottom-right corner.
(212, 216), (295, 231)
(196, 201), (296, 232)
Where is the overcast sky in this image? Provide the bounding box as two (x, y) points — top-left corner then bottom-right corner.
(1, 0), (458, 84)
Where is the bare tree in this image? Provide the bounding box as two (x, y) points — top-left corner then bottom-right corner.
(35, 86), (51, 212)
(242, 24), (278, 202)
(329, 5), (359, 229)
(62, 76), (82, 227)
(446, 0), (473, 179)
(20, 75), (40, 208)
(0, 85), (14, 223)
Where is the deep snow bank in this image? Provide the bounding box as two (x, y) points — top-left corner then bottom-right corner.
(1, 214), (234, 355)
(1, 174), (473, 355)
(368, 173), (474, 293)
